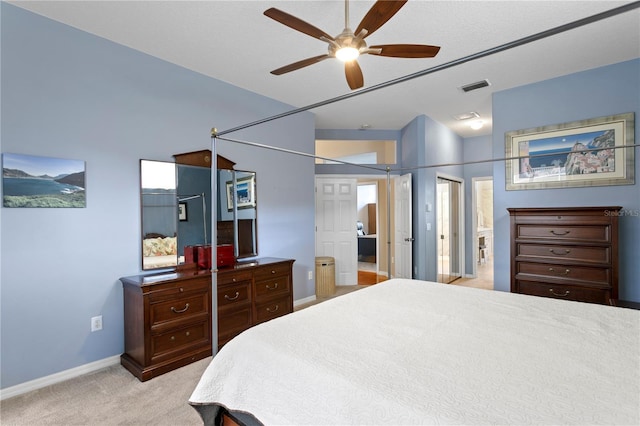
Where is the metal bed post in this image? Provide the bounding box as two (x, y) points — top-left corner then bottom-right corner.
(210, 127), (219, 355)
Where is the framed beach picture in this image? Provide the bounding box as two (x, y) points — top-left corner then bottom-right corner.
(2, 153), (86, 207)
(505, 112), (635, 191)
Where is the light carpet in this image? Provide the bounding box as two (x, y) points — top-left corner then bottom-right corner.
(1, 357), (211, 425)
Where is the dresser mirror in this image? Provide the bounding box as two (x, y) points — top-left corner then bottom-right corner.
(217, 169), (258, 259)
(140, 159), (258, 271)
(141, 160), (178, 270)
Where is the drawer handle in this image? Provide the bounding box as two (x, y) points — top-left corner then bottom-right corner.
(549, 248), (571, 255)
(170, 336), (176, 341)
(185, 331), (190, 337)
(267, 305), (279, 313)
(549, 288), (570, 297)
(266, 283), (279, 291)
(548, 267), (570, 276)
(550, 230), (570, 236)
(171, 303), (190, 314)
(224, 292), (240, 301)
(271, 270), (276, 274)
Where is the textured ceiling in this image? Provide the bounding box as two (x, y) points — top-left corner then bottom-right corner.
(10, 1), (640, 138)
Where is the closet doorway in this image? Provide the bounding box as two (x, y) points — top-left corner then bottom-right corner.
(436, 175), (463, 284)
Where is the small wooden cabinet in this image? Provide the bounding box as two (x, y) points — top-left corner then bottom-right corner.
(121, 257), (294, 380)
(508, 206), (621, 305)
(120, 270), (213, 381)
(217, 258), (294, 348)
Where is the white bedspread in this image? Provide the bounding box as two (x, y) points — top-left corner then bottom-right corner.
(189, 278), (640, 425)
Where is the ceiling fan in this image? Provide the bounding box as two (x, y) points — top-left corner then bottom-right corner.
(264, 0), (440, 90)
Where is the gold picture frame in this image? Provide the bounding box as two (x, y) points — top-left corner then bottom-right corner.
(505, 112), (635, 190)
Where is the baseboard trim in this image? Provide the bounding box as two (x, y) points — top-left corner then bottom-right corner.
(0, 355), (121, 400)
(294, 295), (316, 307)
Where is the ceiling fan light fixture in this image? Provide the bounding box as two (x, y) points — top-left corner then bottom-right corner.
(336, 46), (360, 62)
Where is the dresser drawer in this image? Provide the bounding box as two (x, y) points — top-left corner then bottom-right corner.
(151, 321), (210, 363)
(516, 244), (610, 264)
(150, 290), (209, 331)
(516, 280), (610, 304)
(218, 306), (252, 346)
(254, 296), (291, 324)
(516, 262), (610, 286)
(255, 275), (290, 301)
(253, 262), (291, 281)
(147, 277), (210, 302)
(217, 270), (252, 286)
(218, 281), (251, 308)
(515, 225), (611, 243)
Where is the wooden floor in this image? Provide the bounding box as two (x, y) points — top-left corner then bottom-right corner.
(358, 270), (389, 285)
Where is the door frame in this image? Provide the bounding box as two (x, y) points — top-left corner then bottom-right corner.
(314, 173), (411, 281)
(435, 173), (465, 283)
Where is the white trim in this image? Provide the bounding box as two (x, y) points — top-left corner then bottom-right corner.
(0, 355), (121, 400)
(294, 295), (316, 307)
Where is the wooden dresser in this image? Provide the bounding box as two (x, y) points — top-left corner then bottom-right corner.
(508, 206), (621, 305)
(120, 270), (213, 381)
(217, 257), (294, 348)
(120, 257), (294, 380)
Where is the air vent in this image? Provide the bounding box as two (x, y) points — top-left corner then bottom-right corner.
(453, 111), (480, 121)
(459, 79), (490, 93)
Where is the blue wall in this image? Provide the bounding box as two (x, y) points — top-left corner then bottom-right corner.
(401, 115), (464, 281)
(1, 4), (315, 389)
(492, 59), (640, 301)
(463, 135), (493, 274)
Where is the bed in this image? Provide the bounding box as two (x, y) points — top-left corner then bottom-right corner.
(142, 233), (179, 269)
(189, 278), (640, 425)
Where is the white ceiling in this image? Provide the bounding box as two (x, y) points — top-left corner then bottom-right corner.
(10, 1), (640, 138)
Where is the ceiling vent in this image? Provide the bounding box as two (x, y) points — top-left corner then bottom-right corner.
(453, 111), (480, 121)
(459, 79), (490, 93)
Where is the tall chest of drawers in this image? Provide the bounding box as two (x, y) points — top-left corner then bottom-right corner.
(508, 206), (621, 305)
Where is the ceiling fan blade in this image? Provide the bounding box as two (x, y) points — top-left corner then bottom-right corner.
(270, 54), (331, 75)
(345, 60), (364, 90)
(264, 8), (334, 42)
(368, 44), (441, 58)
(355, 0), (407, 39)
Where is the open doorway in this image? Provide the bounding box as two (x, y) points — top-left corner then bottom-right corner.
(473, 177), (494, 288)
(357, 182), (378, 274)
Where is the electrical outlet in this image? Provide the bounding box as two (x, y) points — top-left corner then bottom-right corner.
(91, 315), (103, 332)
(308, 271), (313, 280)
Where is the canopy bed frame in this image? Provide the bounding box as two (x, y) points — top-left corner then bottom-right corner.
(187, 3), (639, 425)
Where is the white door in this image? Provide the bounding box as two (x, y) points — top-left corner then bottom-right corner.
(315, 177), (358, 285)
(394, 173), (413, 279)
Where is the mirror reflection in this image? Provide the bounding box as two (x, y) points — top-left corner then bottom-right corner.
(140, 159), (258, 271)
(217, 169), (258, 259)
(141, 160), (178, 270)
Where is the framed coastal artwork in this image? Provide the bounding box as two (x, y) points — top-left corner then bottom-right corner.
(2, 153), (86, 207)
(226, 174), (256, 211)
(505, 112), (634, 191)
